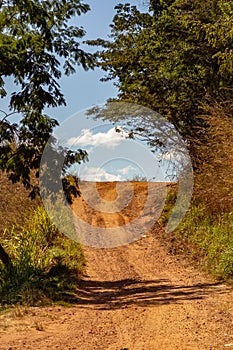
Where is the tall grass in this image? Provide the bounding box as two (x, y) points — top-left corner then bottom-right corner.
(0, 207), (85, 306)
(176, 206), (233, 281)
(192, 103), (233, 214)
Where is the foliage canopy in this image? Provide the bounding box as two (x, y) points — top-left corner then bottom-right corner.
(0, 0), (93, 197)
(90, 0), (233, 139)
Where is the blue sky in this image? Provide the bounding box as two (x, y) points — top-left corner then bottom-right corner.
(53, 107), (166, 182)
(47, 0), (169, 182)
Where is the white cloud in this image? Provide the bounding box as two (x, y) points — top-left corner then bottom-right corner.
(118, 165), (136, 175)
(67, 127), (127, 149)
(79, 166), (122, 182)
(76, 164), (143, 182)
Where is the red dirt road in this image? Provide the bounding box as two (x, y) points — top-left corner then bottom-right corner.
(0, 182), (233, 349)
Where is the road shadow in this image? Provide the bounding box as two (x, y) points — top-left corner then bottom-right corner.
(71, 278), (227, 310)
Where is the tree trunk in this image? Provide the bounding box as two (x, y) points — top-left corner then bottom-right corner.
(0, 243), (12, 268)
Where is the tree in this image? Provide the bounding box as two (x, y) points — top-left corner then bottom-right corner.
(0, 0), (93, 267)
(89, 0), (233, 141)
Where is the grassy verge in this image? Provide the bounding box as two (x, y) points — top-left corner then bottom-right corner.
(159, 184), (177, 227)
(0, 207), (85, 306)
(160, 190), (233, 282)
(158, 183), (233, 281)
(175, 206), (233, 281)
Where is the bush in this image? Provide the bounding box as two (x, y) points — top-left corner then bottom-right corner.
(0, 207), (85, 306)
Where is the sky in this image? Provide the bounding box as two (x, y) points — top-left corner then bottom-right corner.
(53, 105), (168, 182)
(46, 0), (170, 183)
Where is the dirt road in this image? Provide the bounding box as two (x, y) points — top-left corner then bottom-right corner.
(0, 182), (233, 349)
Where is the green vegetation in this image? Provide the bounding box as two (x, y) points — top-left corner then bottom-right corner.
(0, 0), (92, 197)
(159, 185), (177, 227)
(160, 162), (233, 282)
(176, 207), (233, 281)
(90, 0), (233, 143)
(0, 207), (85, 306)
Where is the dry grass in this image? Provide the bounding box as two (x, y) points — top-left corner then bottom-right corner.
(0, 171), (40, 232)
(192, 103), (233, 213)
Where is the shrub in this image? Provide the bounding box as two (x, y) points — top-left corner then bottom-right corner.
(0, 207), (85, 306)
